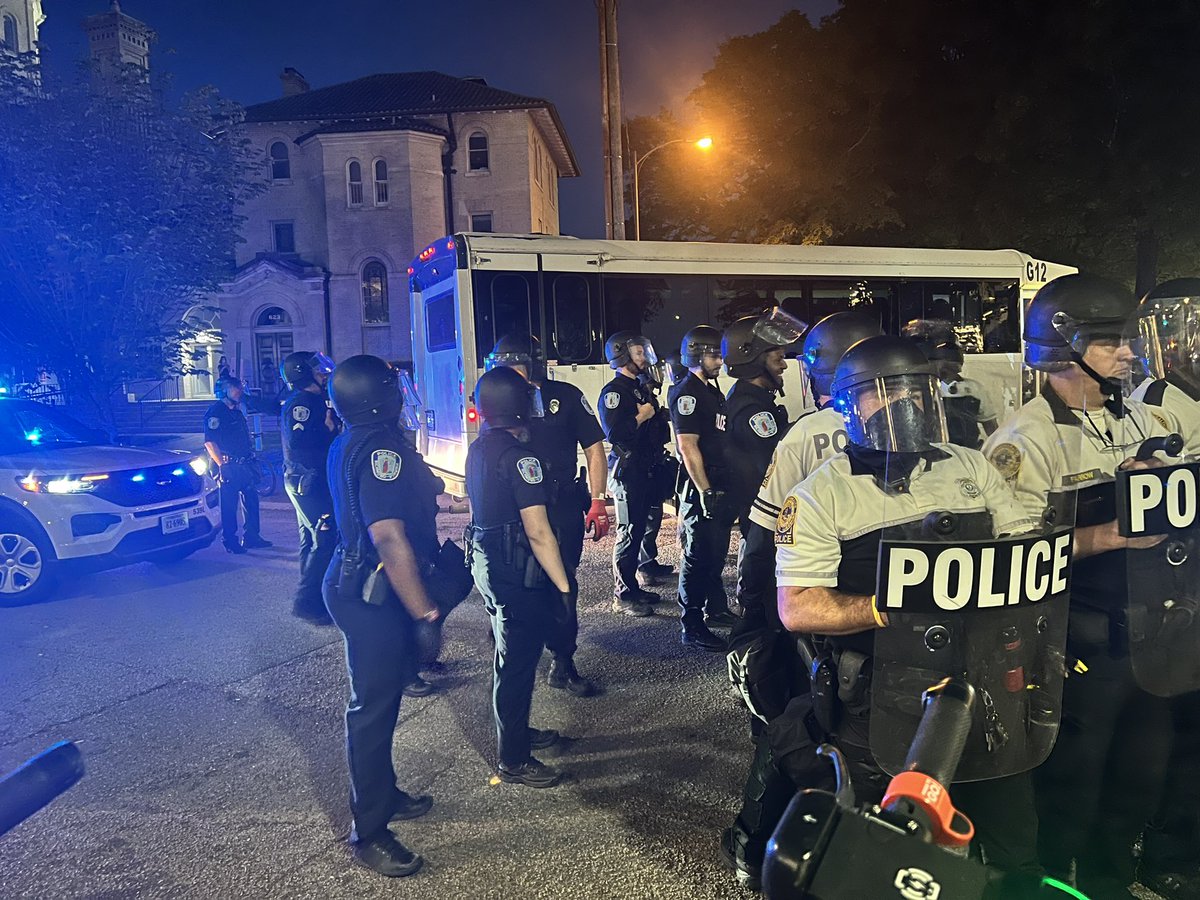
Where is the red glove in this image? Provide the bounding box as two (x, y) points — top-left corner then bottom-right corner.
(584, 498), (611, 541)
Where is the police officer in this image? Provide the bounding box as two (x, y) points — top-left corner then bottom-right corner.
(280, 351), (338, 625)
(762, 336), (1044, 893)
(323, 355), (444, 877)
(671, 325), (733, 650)
(598, 332), (665, 616)
(466, 366), (572, 789)
(721, 313), (882, 888)
(907, 324), (999, 449)
(635, 358), (677, 585)
(204, 375), (272, 554)
(983, 274), (1186, 899)
(1128, 278), (1200, 897)
(484, 333), (609, 697)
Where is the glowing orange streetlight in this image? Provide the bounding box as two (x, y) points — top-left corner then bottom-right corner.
(631, 136), (713, 240)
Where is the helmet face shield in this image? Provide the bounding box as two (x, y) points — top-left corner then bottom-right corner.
(529, 385), (545, 418)
(753, 307), (807, 349)
(642, 362), (665, 388)
(1052, 311), (1142, 394)
(484, 350), (532, 374)
(1139, 294), (1200, 385)
(836, 374), (948, 453)
(310, 352), (335, 376)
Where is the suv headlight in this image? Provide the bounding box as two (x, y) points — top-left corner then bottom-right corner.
(188, 456), (209, 476)
(17, 474), (108, 494)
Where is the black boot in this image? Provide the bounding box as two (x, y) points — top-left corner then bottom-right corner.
(547, 658), (597, 697)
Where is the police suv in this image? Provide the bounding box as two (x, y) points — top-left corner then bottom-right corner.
(0, 399), (220, 605)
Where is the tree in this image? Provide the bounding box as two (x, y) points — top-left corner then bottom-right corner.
(637, 1), (1200, 289)
(0, 55), (262, 425)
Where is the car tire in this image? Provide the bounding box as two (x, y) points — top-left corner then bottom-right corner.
(0, 514), (57, 607)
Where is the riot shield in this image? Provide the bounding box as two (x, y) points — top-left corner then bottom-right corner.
(862, 355), (1076, 782)
(1119, 445), (1200, 696)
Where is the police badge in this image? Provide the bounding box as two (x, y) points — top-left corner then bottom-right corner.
(549, 399), (560, 415)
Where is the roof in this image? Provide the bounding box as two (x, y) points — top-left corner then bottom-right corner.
(245, 72), (578, 176)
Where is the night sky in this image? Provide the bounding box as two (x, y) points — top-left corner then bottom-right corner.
(41, 0), (838, 237)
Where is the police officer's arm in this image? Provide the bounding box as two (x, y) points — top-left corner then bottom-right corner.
(203, 413), (227, 466)
(570, 390), (609, 499)
(775, 476), (880, 634)
(599, 385), (640, 451)
(583, 441), (607, 498)
(676, 433), (712, 493)
(204, 441), (226, 466)
(368, 519), (438, 621)
(519, 506), (571, 593)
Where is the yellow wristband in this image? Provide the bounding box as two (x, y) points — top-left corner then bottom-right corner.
(871, 598), (887, 629)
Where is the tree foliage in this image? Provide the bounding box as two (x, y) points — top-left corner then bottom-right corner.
(0, 54), (262, 422)
(634, 0), (1200, 289)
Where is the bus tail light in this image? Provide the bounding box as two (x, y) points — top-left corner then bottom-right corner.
(466, 406), (479, 424)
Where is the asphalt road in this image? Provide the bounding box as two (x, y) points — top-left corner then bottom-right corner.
(0, 498), (762, 900)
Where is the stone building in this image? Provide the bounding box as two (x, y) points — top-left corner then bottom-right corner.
(0, 0), (44, 58)
(203, 69), (579, 399)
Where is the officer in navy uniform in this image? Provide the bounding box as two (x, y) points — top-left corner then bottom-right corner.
(484, 333), (610, 697)
(280, 351), (338, 624)
(203, 375), (272, 554)
(323, 355), (443, 878)
(466, 366), (572, 789)
(598, 332), (665, 616)
(671, 325), (733, 650)
(635, 358), (676, 585)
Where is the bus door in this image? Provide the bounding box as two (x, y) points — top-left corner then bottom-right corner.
(414, 274), (469, 486)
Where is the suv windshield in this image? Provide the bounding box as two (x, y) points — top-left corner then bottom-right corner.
(0, 401), (102, 454)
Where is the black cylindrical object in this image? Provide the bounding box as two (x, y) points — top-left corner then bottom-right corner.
(0, 741), (85, 837)
(1135, 432), (1185, 461)
(897, 678), (975, 789)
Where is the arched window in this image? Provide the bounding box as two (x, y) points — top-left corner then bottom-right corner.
(362, 261), (389, 324)
(373, 159), (389, 205)
(256, 306), (292, 327)
(2, 15), (18, 51)
(269, 141), (291, 181)
(347, 160), (363, 206)
(468, 131), (489, 171)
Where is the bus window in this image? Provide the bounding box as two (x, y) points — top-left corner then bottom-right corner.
(711, 277), (805, 328)
(810, 280), (893, 331)
(896, 280), (1020, 353)
(425, 293), (457, 352)
(471, 272), (540, 367)
(549, 274), (598, 364)
(602, 274), (707, 361)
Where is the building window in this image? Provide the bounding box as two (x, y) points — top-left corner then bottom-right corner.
(269, 141), (291, 181)
(2, 15), (17, 51)
(362, 261), (389, 324)
(468, 132), (489, 171)
(373, 159), (389, 205)
(470, 213), (494, 233)
(272, 222), (295, 254)
(256, 306), (292, 327)
(347, 160), (363, 206)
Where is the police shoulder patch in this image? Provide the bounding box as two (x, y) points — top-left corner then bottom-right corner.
(371, 449), (402, 481)
(775, 494), (798, 545)
(516, 456), (544, 485)
(749, 411), (779, 438)
(548, 398), (560, 415)
(604, 391), (620, 410)
(677, 395), (697, 416)
(989, 442), (1022, 480)
(207, 416), (221, 430)
(581, 395), (595, 415)
(292, 405), (310, 422)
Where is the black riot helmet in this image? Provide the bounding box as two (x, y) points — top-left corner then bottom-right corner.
(831, 336), (948, 453)
(605, 331), (657, 372)
(474, 365), (536, 429)
(1137, 277), (1200, 393)
(329, 355), (402, 426)
(213, 374), (244, 401)
(280, 351), (335, 390)
(722, 308), (806, 380)
(1024, 274), (1135, 372)
(681, 325), (723, 367)
(485, 332), (545, 381)
(800, 311), (883, 399)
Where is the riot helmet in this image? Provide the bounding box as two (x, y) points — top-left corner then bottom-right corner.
(214, 375), (244, 403)
(485, 332), (545, 381)
(280, 350), (335, 390)
(681, 325), (723, 368)
(329, 355), (402, 426)
(663, 353), (688, 386)
(474, 365), (540, 428)
(605, 331), (657, 373)
(800, 311), (883, 400)
(1137, 277), (1200, 395)
(831, 336), (948, 453)
(722, 308), (806, 391)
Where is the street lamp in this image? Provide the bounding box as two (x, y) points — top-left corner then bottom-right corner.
(631, 135), (713, 241)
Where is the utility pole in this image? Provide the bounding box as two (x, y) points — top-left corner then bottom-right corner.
(597, 0), (625, 239)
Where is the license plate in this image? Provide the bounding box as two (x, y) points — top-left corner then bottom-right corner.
(160, 513), (189, 535)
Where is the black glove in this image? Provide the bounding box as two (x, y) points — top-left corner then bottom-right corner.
(555, 591), (575, 626)
(699, 489), (724, 520)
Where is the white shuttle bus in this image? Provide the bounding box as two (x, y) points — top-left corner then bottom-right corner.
(407, 234), (1075, 495)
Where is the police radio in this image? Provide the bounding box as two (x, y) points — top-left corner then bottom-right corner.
(762, 679), (1088, 899)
